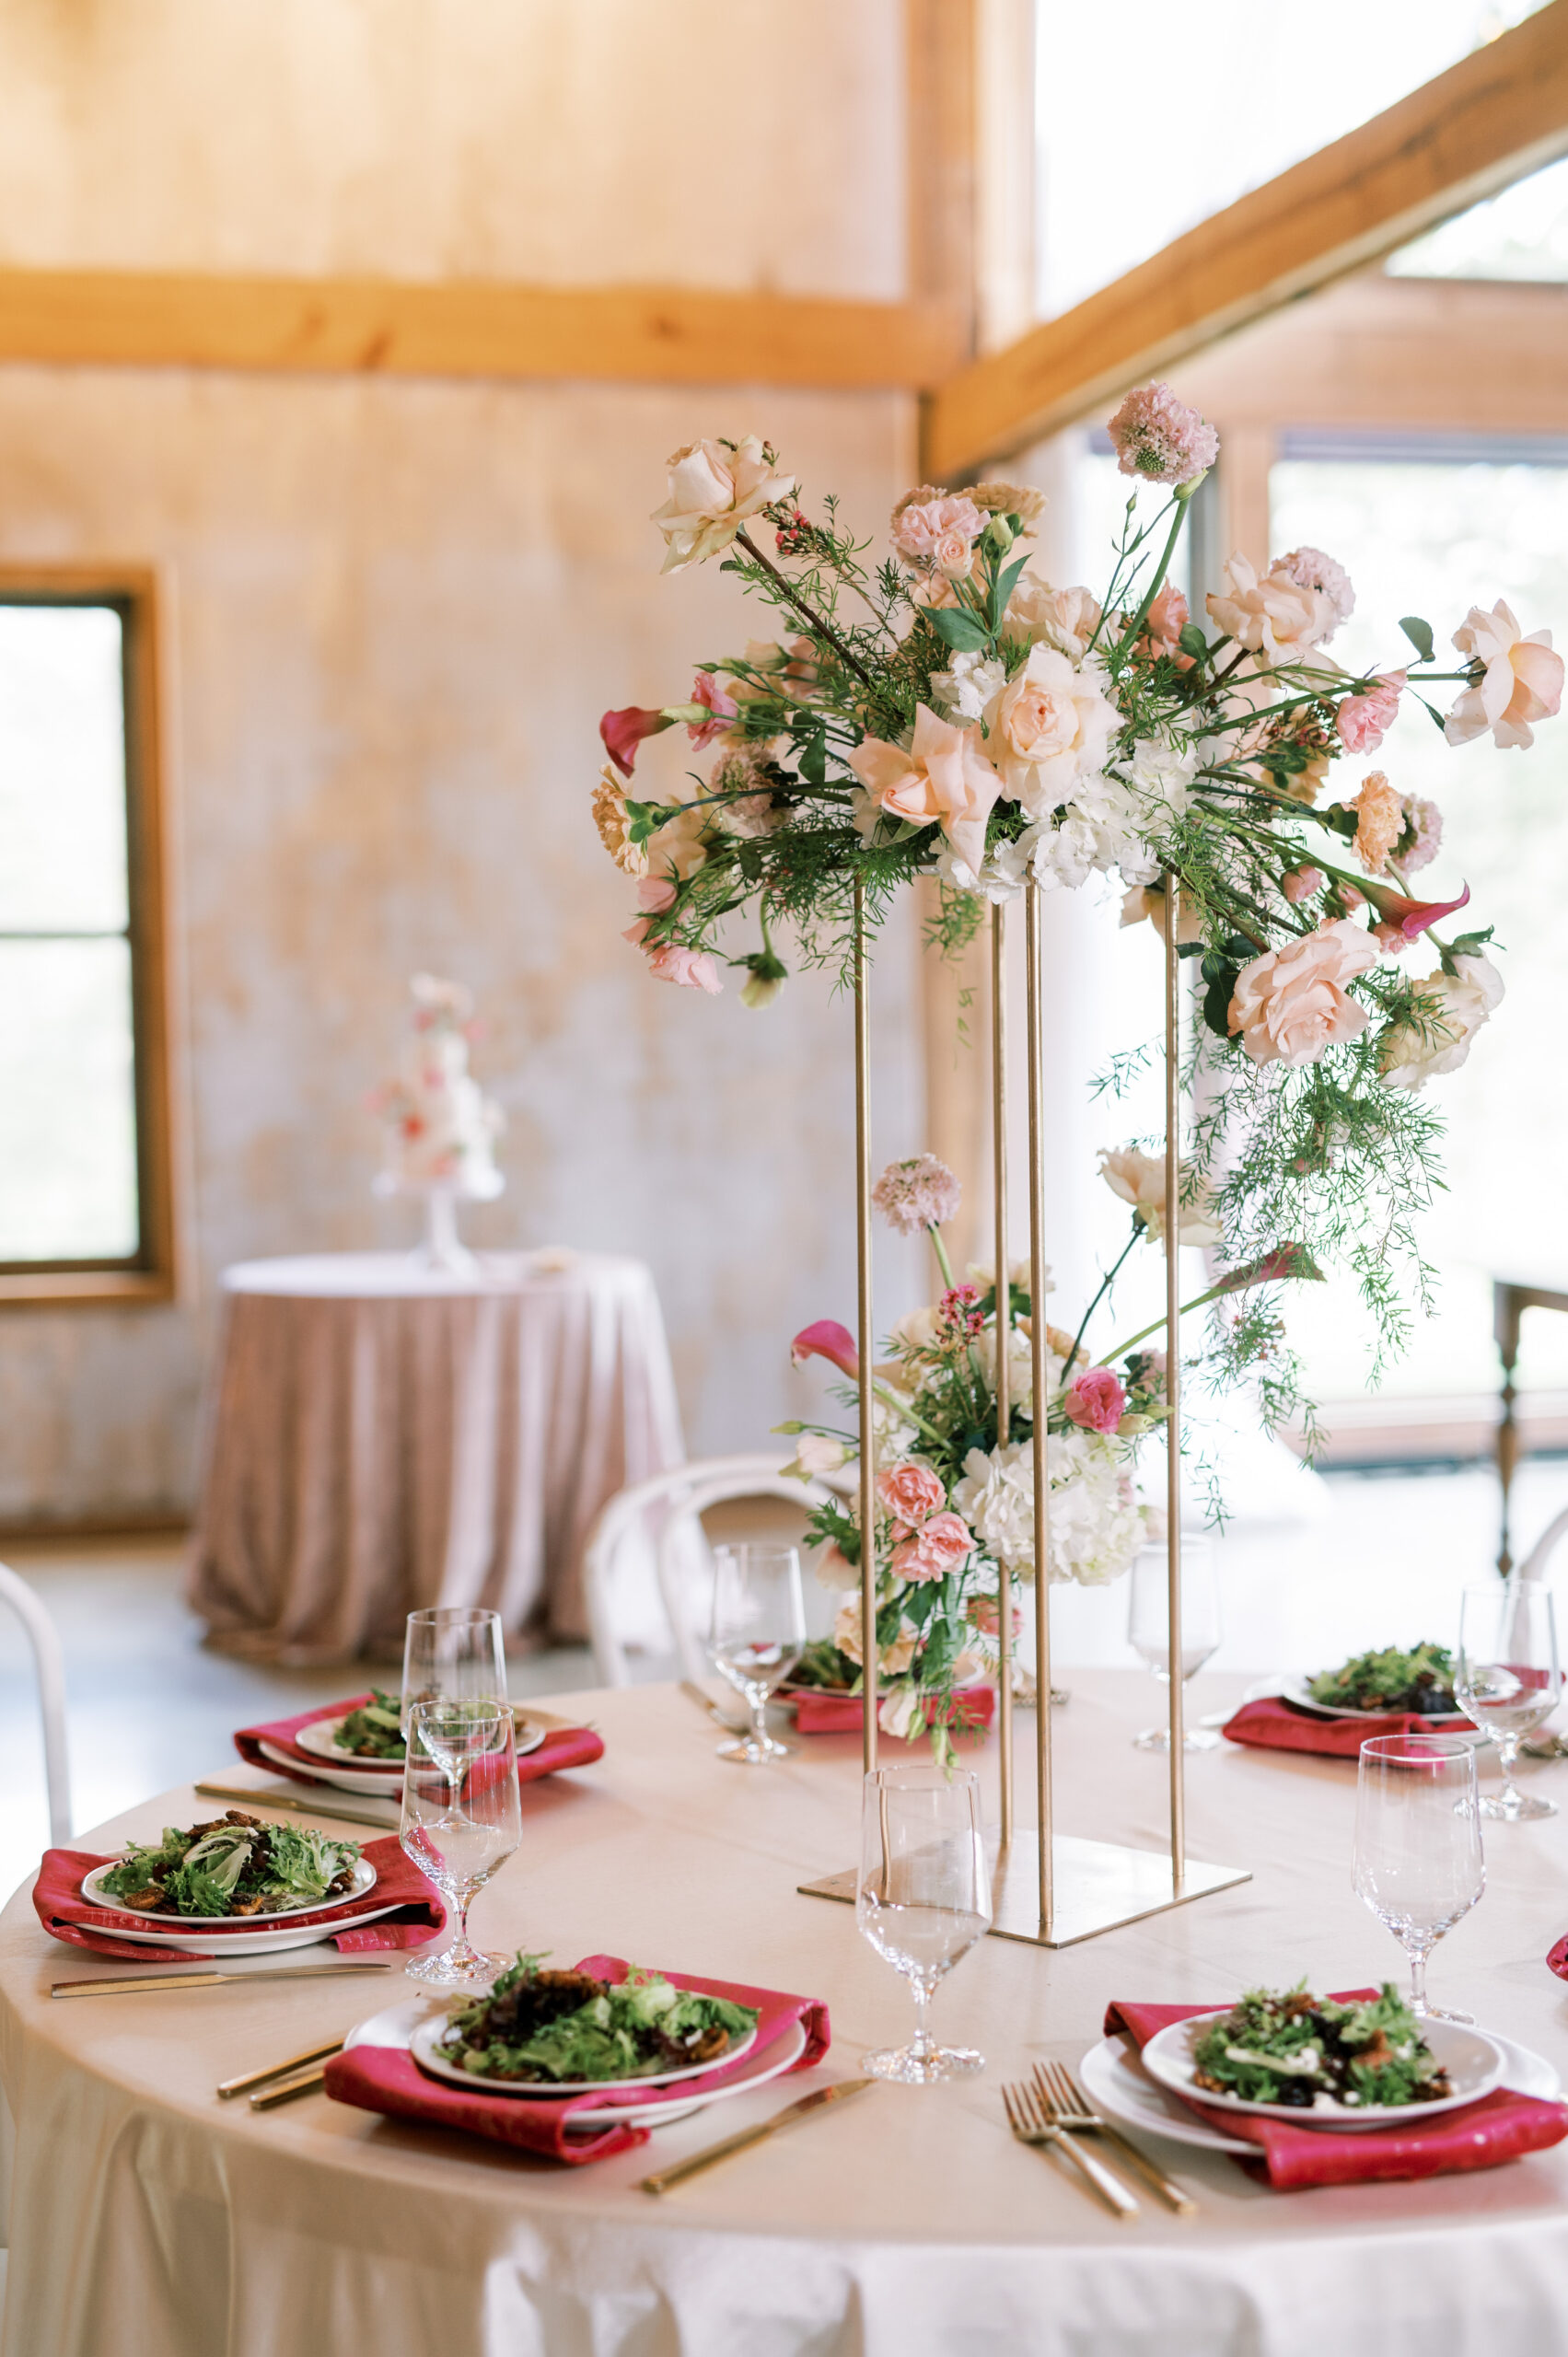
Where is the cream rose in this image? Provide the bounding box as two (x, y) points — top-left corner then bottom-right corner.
(1004, 572), (1102, 661)
(833, 1601), (918, 1676)
(1378, 955), (1504, 1090)
(989, 645), (1119, 817)
(1206, 553), (1338, 669)
(652, 435), (796, 574)
(1446, 600), (1565, 751)
(1098, 1146), (1222, 1247)
(1228, 918), (1380, 1068)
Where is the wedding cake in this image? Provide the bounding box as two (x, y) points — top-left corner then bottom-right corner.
(372, 973), (505, 1201)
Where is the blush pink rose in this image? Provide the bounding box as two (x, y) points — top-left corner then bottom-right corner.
(1063, 1368), (1127, 1434)
(891, 1511), (974, 1584)
(877, 1460), (947, 1534)
(1141, 583), (1195, 669)
(645, 944), (722, 995)
(1336, 671), (1404, 755)
(1446, 600), (1564, 750)
(1227, 918), (1379, 1068)
(846, 703), (1001, 876)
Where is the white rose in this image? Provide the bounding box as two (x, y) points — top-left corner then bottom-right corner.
(1378, 955), (1504, 1090)
(990, 645), (1121, 816)
(1205, 552), (1338, 669)
(933, 821), (1043, 904)
(1446, 600), (1565, 751)
(890, 1305), (945, 1351)
(1005, 572), (1103, 661)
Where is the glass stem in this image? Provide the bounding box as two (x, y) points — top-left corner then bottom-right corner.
(1407, 1944), (1429, 2015)
(751, 1692), (769, 1750)
(1498, 1731), (1521, 1805)
(447, 1882), (474, 1956)
(910, 1975), (935, 2060)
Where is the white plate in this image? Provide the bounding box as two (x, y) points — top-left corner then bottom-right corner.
(1278, 1675), (1469, 1726)
(296, 1713), (548, 1771)
(258, 1740), (405, 1795)
(1139, 2007), (1504, 2131)
(82, 1853), (377, 1927)
(409, 2010), (758, 2097)
(348, 2000), (807, 2129)
(1081, 2028), (1558, 2156)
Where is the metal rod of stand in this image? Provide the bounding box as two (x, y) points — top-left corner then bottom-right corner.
(991, 902), (1013, 1850)
(854, 880), (878, 1776)
(1024, 881), (1052, 1937)
(1163, 872), (1186, 1884)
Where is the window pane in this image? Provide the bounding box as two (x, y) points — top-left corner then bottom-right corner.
(0, 604), (129, 932)
(0, 937), (139, 1260)
(1388, 155), (1568, 282)
(1267, 455), (1568, 1401)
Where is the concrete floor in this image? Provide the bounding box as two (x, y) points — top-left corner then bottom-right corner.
(5, 1457), (1568, 1907)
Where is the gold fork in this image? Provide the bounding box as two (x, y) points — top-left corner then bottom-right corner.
(1033, 2061), (1197, 2216)
(1001, 2079), (1139, 2217)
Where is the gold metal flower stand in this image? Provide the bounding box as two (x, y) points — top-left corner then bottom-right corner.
(799, 875), (1249, 1945)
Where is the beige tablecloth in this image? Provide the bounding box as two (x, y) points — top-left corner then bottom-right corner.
(187, 1251), (683, 1661)
(6, 1671), (1568, 2357)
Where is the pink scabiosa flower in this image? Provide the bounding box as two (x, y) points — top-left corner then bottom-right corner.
(1282, 865), (1325, 905)
(645, 944), (722, 995)
(1106, 383), (1218, 485)
(877, 1461), (947, 1534)
(891, 1510), (974, 1584)
(1276, 547), (1354, 632)
(600, 704), (674, 778)
(871, 1154), (962, 1237)
(1063, 1368), (1127, 1434)
(1336, 671), (1404, 755)
(685, 670), (739, 749)
(791, 1320), (859, 1378)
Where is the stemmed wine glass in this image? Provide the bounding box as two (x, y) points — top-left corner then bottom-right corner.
(1353, 1733), (1484, 2023)
(401, 1607), (507, 1734)
(400, 1700), (522, 1986)
(707, 1544), (805, 1765)
(856, 1765), (992, 2084)
(1457, 1580), (1562, 1821)
(1127, 1538), (1222, 1751)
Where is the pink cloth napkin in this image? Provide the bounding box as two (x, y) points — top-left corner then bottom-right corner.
(324, 1953), (831, 2165)
(1105, 1991), (1568, 2189)
(1221, 1696), (1447, 1759)
(34, 1836), (446, 1961)
(790, 1684), (995, 1737)
(233, 1694), (605, 1785)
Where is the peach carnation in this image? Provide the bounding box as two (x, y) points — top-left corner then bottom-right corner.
(891, 1510), (974, 1584)
(877, 1461), (947, 1534)
(1227, 918), (1379, 1068)
(593, 762), (647, 877)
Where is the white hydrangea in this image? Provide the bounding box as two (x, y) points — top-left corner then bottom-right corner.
(929, 651), (1006, 723)
(951, 1432), (1144, 1587)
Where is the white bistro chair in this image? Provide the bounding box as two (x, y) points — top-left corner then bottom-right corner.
(581, 1452), (838, 1687)
(0, 1561), (72, 1844)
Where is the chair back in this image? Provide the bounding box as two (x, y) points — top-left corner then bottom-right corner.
(0, 1562), (72, 1844)
(1516, 1505), (1568, 1586)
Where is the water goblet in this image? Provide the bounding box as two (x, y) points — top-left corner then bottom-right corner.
(1353, 1732), (1484, 2024)
(1457, 1580), (1562, 1821)
(1128, 1538), (1222, 1750)
(707, 1544), (805, 1765)
(401, 1606), (507, 1736)
(400, 1700), (522, 1987)
(856, 1764), (992, 2084)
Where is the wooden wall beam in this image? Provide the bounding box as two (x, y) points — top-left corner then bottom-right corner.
(0, 267), (966, 392)
(923, 0), (1568, 477)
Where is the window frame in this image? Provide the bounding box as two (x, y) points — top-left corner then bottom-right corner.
(0, 564), (178, 1306)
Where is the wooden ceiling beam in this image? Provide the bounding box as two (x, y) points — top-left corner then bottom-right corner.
(923, 0), (1568, 478)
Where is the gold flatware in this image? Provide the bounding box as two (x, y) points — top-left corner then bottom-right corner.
(1522, 1733), (1568, 1759)
(1001, 2079), (1140, 2217)
(1033, 2061), (1196, 2215)
(679, 1679), (746, 1736)
(194, 1781), (397, 1830)
(218, 2037), (346, 2099)
(250, 2061), (332, 2109)
(52, 1963), (394, 2000)
(638, 2078), (875, 2194)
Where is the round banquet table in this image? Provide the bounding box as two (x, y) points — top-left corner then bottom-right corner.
(6, 1670), (1568, 2357)
(186, 1250), (684, 1662)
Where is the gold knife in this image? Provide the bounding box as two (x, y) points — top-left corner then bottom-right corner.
(218, 2037), (347, 2099)
(639, 2079), (875, 2194)
(679, 1680), (747, 1735)
(52, 1963), (394, 1999)
(195, 1781), (398, 1830)
(251, 2061), (332, 2109)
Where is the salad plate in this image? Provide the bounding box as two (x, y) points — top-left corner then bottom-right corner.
(1277, 1677), (1471, 1727)
(295, 1713), (547, 1771)
(258, 1740), (405, 1795)
(82, 1854), (377, 1926)
(68, 1900), (409, 1956)
(409, 2012), (758, 2097)
(1139, 2003), (1504, 2131)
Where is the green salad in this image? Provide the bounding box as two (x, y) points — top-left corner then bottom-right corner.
(98, 1810), (361, 1919)
(1307, 1643), (1456, 1715)
(437, 1953), (761, 2084)
(1191, 1983), (1452, 2111)
(335, 1689), (406, 1759)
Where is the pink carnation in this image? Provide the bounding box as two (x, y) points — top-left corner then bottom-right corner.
(1336, 670), (1403, 755)
(645, 944), (722, 994)
(877, 1460), (947, 1535)
(1276, 546), (1354, 629)
(1141, 582), (1195, 668)
(1106, 383), (1218, 486)
(967, 1595), (1023, 1640)
(1401, 795), (1443, 876)
(686, 670), (739, 749)
(891, 1510), (973, 1584)
(1282, 865), (1324, 905)
(889, 492), (985, 569)
(1063, 1368), (1127, 1434)
(871, 1154), (961, 1237)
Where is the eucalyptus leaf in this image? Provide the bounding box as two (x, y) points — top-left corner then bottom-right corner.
(1399, 615), (1435, 664)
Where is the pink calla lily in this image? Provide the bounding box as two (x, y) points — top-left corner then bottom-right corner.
(791, 1319), (859, 1377)
(1357, 877), (1471, 942)
(1213, 1244), (1324, 1294)
(600, 704), (675, 777)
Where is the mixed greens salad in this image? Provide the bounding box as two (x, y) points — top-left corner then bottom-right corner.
(334, 1689), (406, 1759)
(784, 1639), (856, 1693)
(1307, 1643), (1457, 1715)
(1191, 1983), (1453, 2111)
(97, 1810), (362, 1919)
(437, 1953), (760, 2084)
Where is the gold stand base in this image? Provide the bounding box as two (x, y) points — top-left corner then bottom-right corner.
(799, 1834), (1249, 1949)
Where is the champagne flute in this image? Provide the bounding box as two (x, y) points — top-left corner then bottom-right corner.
(1457, 1580), (1562, 1821)
(400, 1701), (521, 1986)
(1353, 1733), (1484, 2023)
(857, 1765), (991, 2084)
(401, 1607), (507, 1736)
(707, 1544), (805, 1765)
(1127, 1538), (1222, 1750)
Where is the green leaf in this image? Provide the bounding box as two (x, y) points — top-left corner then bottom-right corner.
(623, 796), (675, 847)
(927, 608), (991, 654)
(989, 553), (1029, 631)
(798, 727), (828, 785)
(1202, 973), (1237, 1041)
(1178, 622), (1209, 659)
(1399, 615), (1435, 664)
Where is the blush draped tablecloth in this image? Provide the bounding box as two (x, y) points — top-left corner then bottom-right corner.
(6, 1671), (1568, 2357)
(186, 1251), (683, 1662)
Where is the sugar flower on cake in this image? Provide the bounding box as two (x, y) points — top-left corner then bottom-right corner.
(651, 435), (796, 573)
(372, 974), (504, 1198)
(1445, 600), (1565, 750)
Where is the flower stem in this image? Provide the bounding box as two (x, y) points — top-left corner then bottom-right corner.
(1063, 1225), (1142, 1374)
(929, 1223), (956, 1289)
(734, 528), (877, 691)
(1109, 494), (1191, 674)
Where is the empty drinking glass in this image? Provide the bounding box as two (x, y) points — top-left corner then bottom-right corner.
(1457, 1580), (1562, 1821)
(856, 1765), (992, 2084)
(707, 1544), (805, 1765)
(401, 1607), (507, 1735)
(1353, 1733), (1484, 2023)
(1127, 1538), (1222, 1750)
(400, 1700), (522, 1986)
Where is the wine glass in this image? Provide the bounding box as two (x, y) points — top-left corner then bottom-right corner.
(400, 1700), (522, 1986)
(1353, 1733), (1484, 2023)
(707, 1544), (805, 1765)
(1127, 1538), (1222, 1750)
(1457, 1580), (1562, 1821)
(856, 1765), (992, 2084)
(401, 1607), (507, 1736)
